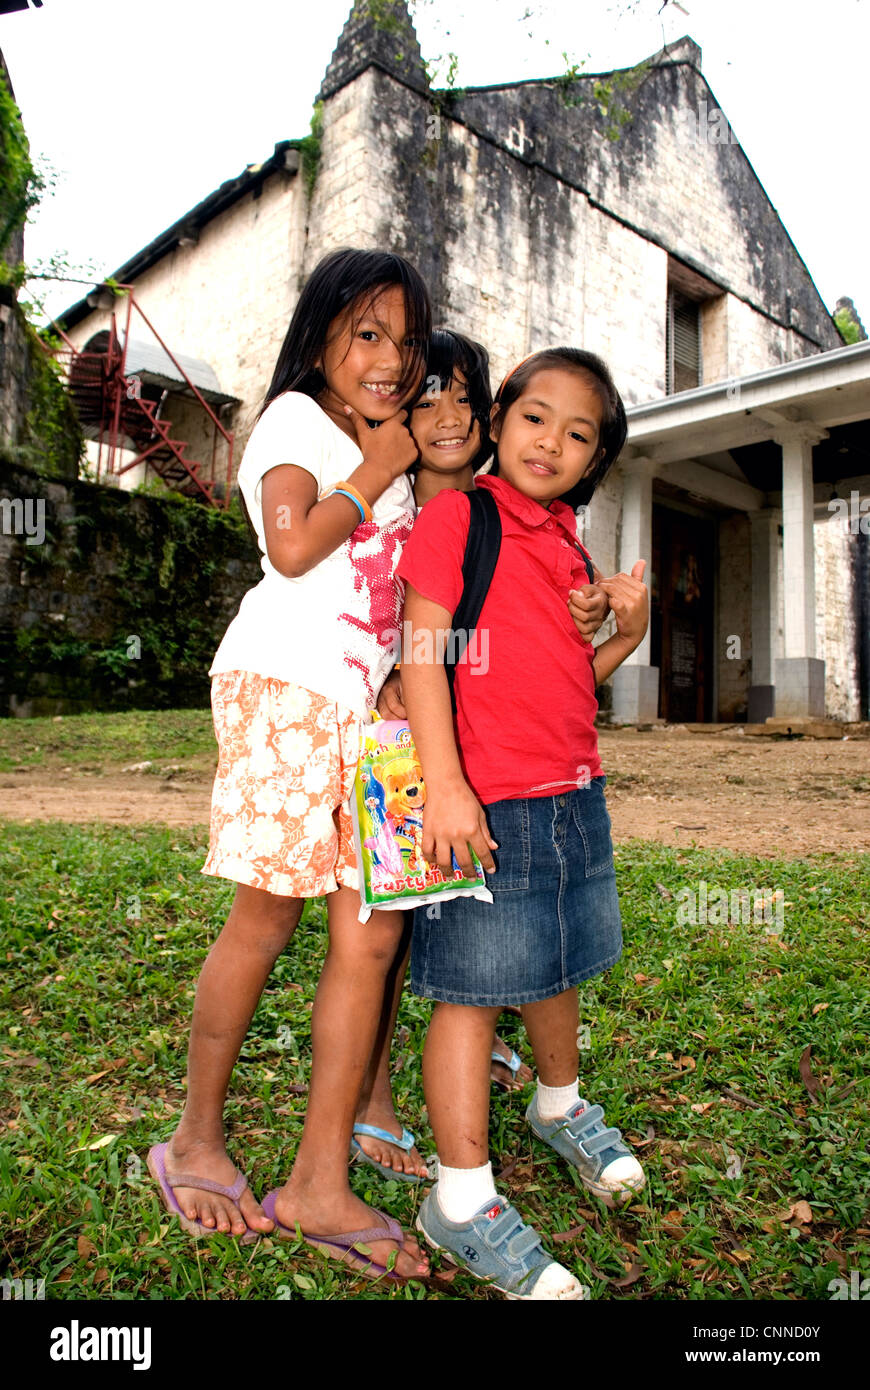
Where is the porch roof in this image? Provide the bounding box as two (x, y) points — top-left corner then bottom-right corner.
(623, 340), (870, 511)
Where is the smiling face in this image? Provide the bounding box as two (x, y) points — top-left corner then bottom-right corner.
(490, 366), (604, 506)
(316, 284), (423, 423)
(410, 371), (481, 475)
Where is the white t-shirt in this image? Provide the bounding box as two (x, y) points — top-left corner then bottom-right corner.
(209, 391), (416, 715)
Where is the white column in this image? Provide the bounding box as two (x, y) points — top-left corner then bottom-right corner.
(777, 425), (825, 658)
(610, 456), (660, 722)
(618, 460), (654, 665)
(772, 423), (827, 718)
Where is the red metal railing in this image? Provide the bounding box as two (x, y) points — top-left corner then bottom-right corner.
(47, 287), (234, 508)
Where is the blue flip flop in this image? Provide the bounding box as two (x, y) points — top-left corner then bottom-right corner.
(491, 1046), (525, 1090)
(350, 1123), (426, 1184)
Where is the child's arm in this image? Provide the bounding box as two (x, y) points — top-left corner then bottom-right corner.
(590, 560), (649, 685)
(400, 583), (498, 881)
(376, 667), (406, 719)
(261, 407), (417, 578)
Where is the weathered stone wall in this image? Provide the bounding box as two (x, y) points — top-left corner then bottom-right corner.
(0, 54), (28, 451)
(305, 70), (385, 269)
(0, 293), (31, 449)
(815, 515), (860, 722)
(451, 57), (838, 356)
(0, 458), (261, 717)
(336, 57), (835, 407)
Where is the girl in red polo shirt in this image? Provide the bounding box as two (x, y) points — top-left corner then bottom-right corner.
(397, 347), (649, 1299)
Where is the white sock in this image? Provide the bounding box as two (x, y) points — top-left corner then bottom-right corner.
(436, 1161), (497, 1223)
(536, 1078), (580, 1121)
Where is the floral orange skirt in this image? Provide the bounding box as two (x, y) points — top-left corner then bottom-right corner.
(201, 670), (362, 898)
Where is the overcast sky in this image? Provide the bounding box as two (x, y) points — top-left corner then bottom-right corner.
(2, 0), (867, 327)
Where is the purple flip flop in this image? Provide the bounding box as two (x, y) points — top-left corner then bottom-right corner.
(261, 1189), (414, 1282)
(146, 1142), (261, 1244)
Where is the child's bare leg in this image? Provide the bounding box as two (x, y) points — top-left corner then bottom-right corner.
(521, 988), (579, 1086)
(166, 883), (303, 1234)
(273, 888), (428, 1277)
(424, 1002), (502, 1167)
(353, 920), (428, 1177)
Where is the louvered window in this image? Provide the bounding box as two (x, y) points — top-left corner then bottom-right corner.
(666, 289), (701, 394)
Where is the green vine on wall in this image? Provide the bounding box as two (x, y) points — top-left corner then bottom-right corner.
(0, 80), (42, 257)
(554, 52), (652, 140)
(297, 100), (324, 200)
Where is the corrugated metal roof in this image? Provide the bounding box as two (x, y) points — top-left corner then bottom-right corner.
(121, 336), (222, 395)
(81, 330), (237, 404)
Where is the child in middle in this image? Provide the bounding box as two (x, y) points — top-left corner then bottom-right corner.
(352, 330), (612, 1178)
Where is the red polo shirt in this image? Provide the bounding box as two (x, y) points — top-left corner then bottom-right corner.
(397, 473), (603, 804)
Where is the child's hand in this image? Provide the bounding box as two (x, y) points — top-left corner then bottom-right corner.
(567, 583), (609, 642)
(423, 781), (498, 880)
(598, 560), (649, 647)
(376, 669), (406, 720)
(345, 405), (419, 484)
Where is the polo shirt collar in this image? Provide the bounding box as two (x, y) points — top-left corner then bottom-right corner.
(475, 472), (579, 538)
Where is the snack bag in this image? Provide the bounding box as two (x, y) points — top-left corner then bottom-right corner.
(351, 719), (493, 923)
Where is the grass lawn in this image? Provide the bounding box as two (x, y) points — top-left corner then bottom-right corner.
(0, 709), (216, 774)
(1, 816), (867, 1301)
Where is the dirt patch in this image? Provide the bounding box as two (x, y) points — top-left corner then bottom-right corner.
(600, 730), (869, 858)
(0, 731), (867, 859)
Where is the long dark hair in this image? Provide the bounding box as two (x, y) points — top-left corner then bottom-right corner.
(261, 248), (431, 415)
(490, 347), (627, 509)
(411, 327), (494, 473)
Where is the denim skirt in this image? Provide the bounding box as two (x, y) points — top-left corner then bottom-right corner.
(410, 777), (622, 1006)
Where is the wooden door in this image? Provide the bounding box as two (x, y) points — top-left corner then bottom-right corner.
(650, 505), (715, 722)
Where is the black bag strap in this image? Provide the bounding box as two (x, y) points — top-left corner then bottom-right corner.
(444, 488), (502, 712)
(577, 542), (595, 586)
(442, 488), (594, 711)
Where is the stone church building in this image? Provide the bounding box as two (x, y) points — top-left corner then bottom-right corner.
(57, 0), (870, 724)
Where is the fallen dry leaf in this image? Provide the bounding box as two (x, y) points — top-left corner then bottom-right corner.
(812, 1002), (830, 1017)
(799, 1045), (821, 1103)
(70, 1132), (119, 1153)
(774, 1200), (813, 1226)
(552, 1222), (588, 1244)
(84, 1060), (127, 1086)
(77, 1235), (97, 1259)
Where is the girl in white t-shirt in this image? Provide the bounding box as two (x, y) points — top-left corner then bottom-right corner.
(146, 248), (432, 1285)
